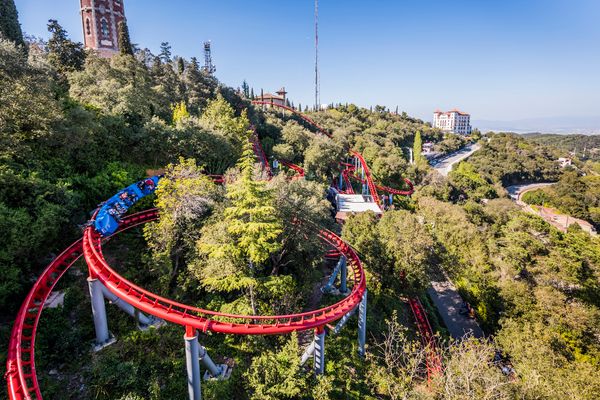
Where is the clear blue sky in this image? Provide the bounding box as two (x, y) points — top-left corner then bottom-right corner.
(14, 0), (600, 122)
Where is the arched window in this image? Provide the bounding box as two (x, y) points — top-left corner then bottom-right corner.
(85, 18), (91, 35)
(100, 18), (109, 37)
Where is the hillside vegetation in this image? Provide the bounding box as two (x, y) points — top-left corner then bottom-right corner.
(2, 11), (600, 400)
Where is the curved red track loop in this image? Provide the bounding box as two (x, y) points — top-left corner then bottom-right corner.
(349, 151), (381, 208)
(375, 179), (415, 196)
(348, 172), (415, 197)
(250, 101), (331, 137)
(84, 210), (367, 335)
(6, 209), (366, 399)
(6, 240), (84, 400)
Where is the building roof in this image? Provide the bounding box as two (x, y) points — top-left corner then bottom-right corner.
(336, 194), (382, 215)
(434, 109), (470, 116)
(259, 93), (284, 101)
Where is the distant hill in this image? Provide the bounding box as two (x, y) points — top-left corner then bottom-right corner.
(472, 116), (600, 135)
(523, 133), (600, 161)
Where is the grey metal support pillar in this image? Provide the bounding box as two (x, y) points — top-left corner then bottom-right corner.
(88, 277), (110, 345)
(300, 342), (316, 365)
(332, 306), (358, 335)
(358, 290), (368, 357)
(100, 285), (153, 326)
(314, 327), (326, 375)
(340, 256), (348, 294)
(184, 327), (202, 400)
(198, 344), (221, 378)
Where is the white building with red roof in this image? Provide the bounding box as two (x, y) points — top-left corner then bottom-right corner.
(433, 109), (472, 135)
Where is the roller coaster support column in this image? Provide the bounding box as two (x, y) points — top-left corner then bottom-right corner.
(100, 285), (154, 327)
(184, 326), (202, 400)
(358, 289), (368, 357)
(321, 256), (346, 294)
(88, 277), (110, 346)
(314, 326), (326, 375)
(340, 256), (348, 294)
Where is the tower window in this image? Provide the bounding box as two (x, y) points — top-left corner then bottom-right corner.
(85, 18), (91, 35)
(100, 18), (110, 37)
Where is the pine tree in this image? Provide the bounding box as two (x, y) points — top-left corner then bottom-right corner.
(250, 87), (255, 99)
(117, 20), (133, 56)
(227, 134), (282, 312)
(224, 133), (282, 267)
(159, 41), (171, 62)
(0, 0), (24, 47)
(47, 19), (85, 73)
(413, 130), (423, 164)
(183, 56), (216, 114)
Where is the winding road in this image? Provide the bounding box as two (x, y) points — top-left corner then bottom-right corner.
(432, 143), (481, 176)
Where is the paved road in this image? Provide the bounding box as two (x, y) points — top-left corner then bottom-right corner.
(505, 182), (556, 201)
(432, 143), (481, 176)
(427, 279), (484, 339)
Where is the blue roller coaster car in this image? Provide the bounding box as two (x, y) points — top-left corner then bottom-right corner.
(94, 176), (161, 237)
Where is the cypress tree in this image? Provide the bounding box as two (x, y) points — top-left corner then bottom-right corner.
(117, 20), (133, 56)
(413, 130), (423, 164)
(0, 0), (24, 47)
(176, 57), (185, 74)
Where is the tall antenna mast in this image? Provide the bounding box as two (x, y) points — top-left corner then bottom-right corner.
(314, 0), (320, 111)
(202, 41), (216, 74)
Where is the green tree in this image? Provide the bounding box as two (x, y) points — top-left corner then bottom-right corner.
(245, 332), (307, 400)
(225, 135), (283, 265)
(183, 56), (216, 114)
(241, 80), (250, 98)
(117, 20), (133, 56)
(449, 161), (497, 200)
(378, 210), (435, 290)
(176, 56), (185, 75)
(47, 19), (85, 73)
(144, 158), (218, 291)
(159, 41), (171, 62)
(69, 54), (154, 122)
(413, 130), (423, 164)
(171, 101), (190, 125)
(200, 94), (249, 152)
(196, 133), (282, 313)
(0, 38), (60, 159)
(0, 0), (24, 47)
(304, 135), (346, 182)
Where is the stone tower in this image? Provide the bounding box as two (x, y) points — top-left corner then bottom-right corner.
(80, 0), (126, 57)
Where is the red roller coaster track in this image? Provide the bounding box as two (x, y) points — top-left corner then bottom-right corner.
(6, 102), (434, 400)
(6, 209), (366, 399)
(251, 101), (330, 137)
(250, 100), (437, 376)
(251, 100), (415, 198)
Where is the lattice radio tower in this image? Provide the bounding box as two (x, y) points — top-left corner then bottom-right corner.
(202, 41), (216, 74)
(314, 0), (320, 111)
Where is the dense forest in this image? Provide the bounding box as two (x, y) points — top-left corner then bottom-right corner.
(524, 133), (600, 162)
(2, 3), (600, 400)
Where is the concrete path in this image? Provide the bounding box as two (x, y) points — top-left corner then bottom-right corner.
(432, 143), (481, 176)
(427, 279), (484, 339)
